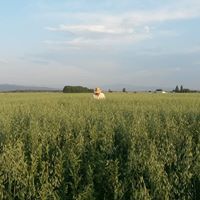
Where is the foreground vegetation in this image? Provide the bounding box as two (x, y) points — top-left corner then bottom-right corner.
(0, 93), (200, 200)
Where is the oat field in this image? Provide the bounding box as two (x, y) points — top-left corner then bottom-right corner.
(0, 92), (200, 200)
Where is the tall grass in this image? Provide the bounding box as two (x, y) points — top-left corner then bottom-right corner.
(0, 92), (200, 199)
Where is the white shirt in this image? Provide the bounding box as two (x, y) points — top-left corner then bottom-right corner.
(93, 93), (105, 99)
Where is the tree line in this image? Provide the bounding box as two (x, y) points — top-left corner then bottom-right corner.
(173, 85), (199, 93)
(62, 85), (199, 93)
(63, 86), (93, 93)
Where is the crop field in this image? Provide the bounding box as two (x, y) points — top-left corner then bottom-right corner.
(0, 92), (200, 200)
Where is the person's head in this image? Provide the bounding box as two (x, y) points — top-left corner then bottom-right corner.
(94, 87), (101, 95)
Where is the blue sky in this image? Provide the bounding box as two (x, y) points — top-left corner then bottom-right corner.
(0, 0), (200, 89)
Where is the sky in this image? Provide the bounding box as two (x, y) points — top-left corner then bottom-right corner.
(0, 0), (200, 90)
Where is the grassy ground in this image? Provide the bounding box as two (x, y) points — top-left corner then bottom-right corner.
(0, 92), (200, 199)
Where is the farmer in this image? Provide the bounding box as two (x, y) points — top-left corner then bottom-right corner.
(93, 87), (105, 99)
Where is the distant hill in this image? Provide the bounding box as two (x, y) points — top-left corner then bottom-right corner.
(0, 84), (60, 92)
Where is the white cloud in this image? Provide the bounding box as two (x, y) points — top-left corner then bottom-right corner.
(44, 3), (200, 49)
(144, 26), (150, 33)
(43, 32), (150, 49)
(45, 23), (139, 47)
(45, 7), (200, 29)
(46, 24), (134, 34)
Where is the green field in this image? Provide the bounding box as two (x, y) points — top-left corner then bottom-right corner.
(0, 93), (200, 200)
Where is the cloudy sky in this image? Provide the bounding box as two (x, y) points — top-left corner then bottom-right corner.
(0, 0), (200, 89)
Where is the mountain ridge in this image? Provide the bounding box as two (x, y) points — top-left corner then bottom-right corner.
(0, 84), (60, 92)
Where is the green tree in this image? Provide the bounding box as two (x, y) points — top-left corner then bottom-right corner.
(180, 85), (183, 93)
(175, 85), (179, 93)
(63, 86), (93, 93)
(122, 88), (126, 92)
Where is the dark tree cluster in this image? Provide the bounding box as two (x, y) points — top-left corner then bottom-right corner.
(173, 85), (199, 93)
(63, 86), (93, 93)
(122, 88), (126, 92)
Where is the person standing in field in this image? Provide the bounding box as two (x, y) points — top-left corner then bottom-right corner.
(93, 87), (105, 99)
